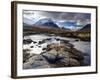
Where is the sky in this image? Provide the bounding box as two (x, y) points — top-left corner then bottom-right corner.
(23, 10), (91, 22)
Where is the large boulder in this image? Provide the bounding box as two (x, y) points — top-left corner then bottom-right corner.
(23, 55), (50, 69)
(42, 49), (58, 63)
(42, 42), (84, 66)
(55, 51), (80, 67)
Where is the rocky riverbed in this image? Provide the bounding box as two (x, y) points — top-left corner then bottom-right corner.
(23, 34), (90, 69)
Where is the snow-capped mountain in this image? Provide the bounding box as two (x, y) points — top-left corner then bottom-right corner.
(23, 14), (47, 26)
(34, 18), (59, 28)
(23, 15), (86, 31)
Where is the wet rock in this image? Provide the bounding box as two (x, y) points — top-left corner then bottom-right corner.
(42, 49), (58, 63)
(55, 57), (80, 67)
(61, 39), (69, 44)
(42, 48), (47, 51)
(75, 39), (80, 41)
(47, 43), (65, 52)
(30, 46), (34, 48)
(38, 40), (46, 45)
(47, 44), (55, 49)
(69, 58), (80, 66)
(57, 51), (69, 59)
(55, 51), (79, 66)
(55, 57), (70, 67)
(23, 55), (50, 69)
(33, 41), (37, 44)
(69, 48), (84, 60)
(46, 38), (51, 41)
(23, 49), (31, 63)
(23, 39), (33, 44)
(56, 38), (60, 41)
(65, 43), (74, 49)
(38, 46), (41, 47)
(38, 41), (43, 45)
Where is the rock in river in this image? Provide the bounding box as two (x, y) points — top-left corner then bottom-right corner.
(23, 54), (50, 69)
(42, 42), (84, 67)
(42, 49), (58, 63)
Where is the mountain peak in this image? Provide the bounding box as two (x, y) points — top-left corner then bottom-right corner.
(34, 18), (59, 28)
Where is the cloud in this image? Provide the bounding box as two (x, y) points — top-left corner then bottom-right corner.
(23, 10), (91, 25)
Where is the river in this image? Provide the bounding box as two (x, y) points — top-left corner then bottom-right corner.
(23, 34), (91, 66)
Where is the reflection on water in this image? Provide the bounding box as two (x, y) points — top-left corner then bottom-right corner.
(70, 41), (91, 66)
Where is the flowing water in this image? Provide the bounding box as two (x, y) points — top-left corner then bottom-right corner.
(23, 34), (91, 66)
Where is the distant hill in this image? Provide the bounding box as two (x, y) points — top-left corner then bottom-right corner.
(78, 24), (91, 32)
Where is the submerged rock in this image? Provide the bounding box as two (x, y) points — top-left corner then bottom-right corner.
(23, 55), (50, 69)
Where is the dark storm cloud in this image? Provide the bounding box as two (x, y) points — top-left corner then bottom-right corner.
(33, 11), (62, 19)
(57, 12), (91, 21)
(35, 10), (90, 20)
(24, 10), (91, 23)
